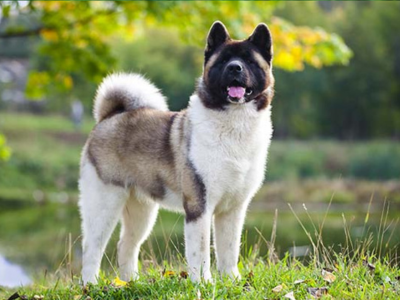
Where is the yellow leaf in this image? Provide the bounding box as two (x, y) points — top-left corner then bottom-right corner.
(63, 75), (73, 89)
(274, 52), (303, 71)
(163, 270), (175, 277)
(41, 29), (58, 42)
(113, 277), (127, 287)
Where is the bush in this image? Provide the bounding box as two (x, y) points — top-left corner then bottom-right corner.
(266, 140), (400, 181)
(348, 143), (400, 180)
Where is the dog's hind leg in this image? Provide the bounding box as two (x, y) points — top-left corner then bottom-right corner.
(79, 162), (128, 284)
(117, 191), (159, 281)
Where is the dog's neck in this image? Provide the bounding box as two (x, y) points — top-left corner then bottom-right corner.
(187, 94), (272, 143)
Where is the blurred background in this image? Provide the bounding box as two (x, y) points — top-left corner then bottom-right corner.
(0, 1), (399, 287)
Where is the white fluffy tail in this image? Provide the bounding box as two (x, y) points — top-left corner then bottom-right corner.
(93, 73), (168, 123)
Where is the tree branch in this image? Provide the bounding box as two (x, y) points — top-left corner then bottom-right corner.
(0, 7), (117, 39)
(0, 27), (44, 39)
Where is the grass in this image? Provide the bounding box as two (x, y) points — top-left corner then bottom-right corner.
(1, 202), (399, 300)
(0, 112), (94, 134)
(3, 257), (399, 300)
(1, 242), (400, 300)
(1, 202), (398, 282)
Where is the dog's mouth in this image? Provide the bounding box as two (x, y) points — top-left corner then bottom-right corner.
(223, 81), (253, 104)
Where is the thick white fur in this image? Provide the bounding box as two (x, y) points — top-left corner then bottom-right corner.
(80, 78), (273, 284)
(79, 158), (159, 283)
(185, 94), (272, 281)
(79, 159), (128, 283)
(93, 73), (168, 123)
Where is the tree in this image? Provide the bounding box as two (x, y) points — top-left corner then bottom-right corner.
(0, 1), (352, 100)
(272, 1), (400, 139)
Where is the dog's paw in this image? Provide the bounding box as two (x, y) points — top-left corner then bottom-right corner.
(81, 275), (98, 286)
(202, 271), (214, 284)
(119, 272), (139, 282)
(189, 270), (213, 284)
(220, 267), (241, 281)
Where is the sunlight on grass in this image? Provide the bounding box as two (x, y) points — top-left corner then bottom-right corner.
(1, 203), (398, 300)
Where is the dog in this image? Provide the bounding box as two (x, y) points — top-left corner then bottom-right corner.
(79, 21), (274, 284)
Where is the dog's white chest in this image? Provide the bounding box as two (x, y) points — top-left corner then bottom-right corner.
(188, 96), (272, 212)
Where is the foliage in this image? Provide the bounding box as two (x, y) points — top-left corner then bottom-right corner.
(2, 2), (398, 139)
(0, 133), (11, 162)
(267, 140), (400, 181)
(0, 1), (352, 100)
(272, 2), (400, 139)
(270, 17), (351, 71)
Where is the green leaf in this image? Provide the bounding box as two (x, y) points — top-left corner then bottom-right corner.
(2, 5), (11, 18)
(0, 134), (12, 162)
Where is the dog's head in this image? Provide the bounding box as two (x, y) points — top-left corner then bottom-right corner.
(198, 21), (274, 111)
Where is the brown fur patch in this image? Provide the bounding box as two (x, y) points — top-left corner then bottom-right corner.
(86, 108), (180, 199)
(86, 106), (207, 221)
(182, 159), (206, 223)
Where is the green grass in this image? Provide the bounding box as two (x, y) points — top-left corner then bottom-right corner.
(1, 200), (399, 299)
(0, 112), (94, 134)
(2, 259), (399, 300)
(1, 241), (399, 299)
(1, 203), (398, 284)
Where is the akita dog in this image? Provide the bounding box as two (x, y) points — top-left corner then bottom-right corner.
(79, 21), (274, 284)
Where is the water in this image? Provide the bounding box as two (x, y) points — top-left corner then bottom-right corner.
(0, 255), (31, 288)
(0, 201), (398, 286)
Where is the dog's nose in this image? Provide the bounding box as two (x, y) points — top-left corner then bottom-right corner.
(227, 61), (243, 73)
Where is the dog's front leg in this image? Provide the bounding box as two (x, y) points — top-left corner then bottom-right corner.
(213, 204), (247, 280)
(184, 211), (212, 282)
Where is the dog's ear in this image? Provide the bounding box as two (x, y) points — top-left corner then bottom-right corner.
(248, 23), (273, 64)
(205, 21), (230, 62)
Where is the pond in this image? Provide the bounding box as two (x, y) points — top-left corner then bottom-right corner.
(0, 254), (31, 288)
(0, 201), (399, 287)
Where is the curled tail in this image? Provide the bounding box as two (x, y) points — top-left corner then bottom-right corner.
(93, 73), (168, 123)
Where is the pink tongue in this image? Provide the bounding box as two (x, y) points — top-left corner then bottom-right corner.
(228, 86), (245, 98)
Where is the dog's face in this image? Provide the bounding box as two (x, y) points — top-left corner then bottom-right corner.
(198, 21), (274, 111)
